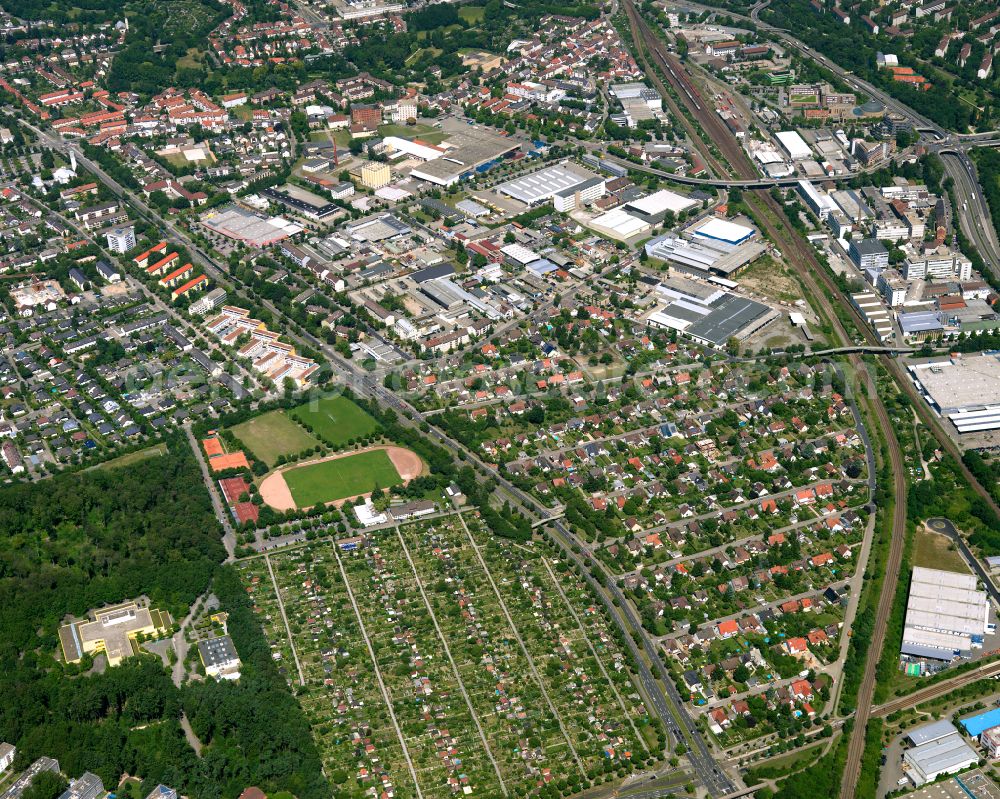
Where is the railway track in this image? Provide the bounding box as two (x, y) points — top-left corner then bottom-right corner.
(619, 6), (909, 796)
(623, 3), (1000, 521)
(872, 659), (1000, 718)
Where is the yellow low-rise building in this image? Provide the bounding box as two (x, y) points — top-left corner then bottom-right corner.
(59, 601), (172, 667)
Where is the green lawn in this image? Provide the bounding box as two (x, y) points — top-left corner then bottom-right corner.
(913, 524), (968, 573)
(231, 410), (318, 466)
(311, 128), (351, 147)
(163, 150), (215, 167)
(377, 122), (445, 142)
(96, 443), (168, 471)
(290, 395), (379, 447)
(405, 47), (442, 66)
(458, 5), (484, 22)
(282, 449), (402, 507)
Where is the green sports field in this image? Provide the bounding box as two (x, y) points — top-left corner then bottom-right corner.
(231, 410), (319, 466)
(282, 449), (402, 507)
(289, 395), (379, 447)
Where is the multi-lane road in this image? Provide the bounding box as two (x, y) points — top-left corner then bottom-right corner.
(940, 149), (1000, 274)
(667, 0), (1000, 281)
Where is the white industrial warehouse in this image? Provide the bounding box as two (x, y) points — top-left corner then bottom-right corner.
(776, 130), (813, 161)
(690, 217), (756, 246)
(497, 163), (605, 210)
(588, 208), (651, 241)
(902, 721), (979, 787)
(624, 189), (699, 222)
(900, 566), (990, 662)
(644, 217), (765, 278)
(908, 354), (1000, 434)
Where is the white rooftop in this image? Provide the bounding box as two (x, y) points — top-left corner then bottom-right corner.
(902, 565), (989, 655)
(501, 243), (541, 264)
(776, 130), (812, 160)
(692, 217), (755, 245)
(355, 500), (387, 527)
(590, 208), (651, 237)
(497, 163), (599, 205)
(383, 136), (445, 162)
(910, 355), (1000, 416)
(626, 189), (698, 216)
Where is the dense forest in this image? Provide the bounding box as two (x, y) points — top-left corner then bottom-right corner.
(0, 440), (328, 799)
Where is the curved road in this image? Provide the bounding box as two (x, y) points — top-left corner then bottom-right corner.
(940, 150), (1000, 277)
(617, 7), (910, 796)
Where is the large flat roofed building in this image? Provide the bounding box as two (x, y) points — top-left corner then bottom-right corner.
(60, 601), (171, 667)
(410, 128), (519, 187)
(382, 136), (446, 162)
(774, 130), (812, 161)
(645, 217), (765, 278)
(905, 719), (957, 747)
(961, 707), (1000, 738)
(343, 213), (410, 243)
(902, 722), (978, 786)
(775, 130), (812, 160)
(609, 82), (661, 107)
(335, 0), (403, 18)
(497, 163), (604, 209)
(798, 179), (838, 220)
(624, 189), (698, 223)
(908, 354), (1000, 434)
(587, 208), (651, 241)
(690, 216), (756, 246)
(263, 185), (340, 221)
(901, 566), (989, 662)
(647, 275), (778, 348)
(201, 205), (301, 248)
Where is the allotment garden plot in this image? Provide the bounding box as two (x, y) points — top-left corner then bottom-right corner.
(238, 514), (658, 799)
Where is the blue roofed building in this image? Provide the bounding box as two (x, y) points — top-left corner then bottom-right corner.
(960, 707), (1000, 738)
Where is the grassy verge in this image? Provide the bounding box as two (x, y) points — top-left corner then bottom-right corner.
(96, 442), (169, 470)
(770, 732), (847, 799)
(744, 742), (825, 783)
(839, 400), (894, 715)
(856, 718), (884, 799)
